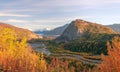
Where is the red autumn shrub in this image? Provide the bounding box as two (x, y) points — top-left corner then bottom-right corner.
(98, 36), (120, 72)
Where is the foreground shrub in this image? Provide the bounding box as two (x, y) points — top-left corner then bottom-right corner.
(46, 58), (71, 72)
(98, 36), (120, 72)
(0, 28), (46, 72)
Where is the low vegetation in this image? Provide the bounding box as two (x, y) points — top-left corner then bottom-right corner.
(64, 40), (107, 55)
(0, 28), (46, 72)
(98, 36), (120, 72)
(62, 33), (119, 55)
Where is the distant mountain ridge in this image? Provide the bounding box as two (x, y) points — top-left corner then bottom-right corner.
(107, 24), (120, 33)
(34, 24), (69, 36)
(0, 22), (42, 40)
(56, 19), (117, 42)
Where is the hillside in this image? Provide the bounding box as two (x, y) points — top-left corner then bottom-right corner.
(107, 24), (120, 33)
(56, 19), (117, 42)
(55, 19), (120, 55)
(0, 22), (42, 40)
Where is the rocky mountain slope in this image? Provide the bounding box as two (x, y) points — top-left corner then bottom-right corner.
(56, 19), (117, 42)
(0, 22), (42, 40)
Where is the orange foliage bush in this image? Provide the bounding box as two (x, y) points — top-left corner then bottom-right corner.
(98, 36), (120, 72)
(0, 28), (46, 72)
(46, 58), (73, 72)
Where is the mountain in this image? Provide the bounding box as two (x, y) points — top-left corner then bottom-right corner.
(56, 19), (117, 42)
(34, 24), (69, 36)
(0, 22), (42, 40)
(34, 22), (120, 38)
(107, 24), (120, 33)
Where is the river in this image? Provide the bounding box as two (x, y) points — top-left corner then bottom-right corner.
(30, 43), (51, 56)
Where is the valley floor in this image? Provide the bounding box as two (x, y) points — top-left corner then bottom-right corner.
(30, 43), (102, 65)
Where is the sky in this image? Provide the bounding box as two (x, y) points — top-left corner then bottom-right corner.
(0, 0), (120, 31)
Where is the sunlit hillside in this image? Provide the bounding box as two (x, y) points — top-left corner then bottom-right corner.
(0, 23), (42, 40)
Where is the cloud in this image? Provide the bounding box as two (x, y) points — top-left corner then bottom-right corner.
(34, 19), (65, 23)
(104, 0), (120, 4)
(0, 9), (34, 13)
(33, 0), (102, 9)
(1, 19), (29, 23)
(1, 0), (120, 16)
(33, 0), (120, 9)
(0, 13), (30, 17)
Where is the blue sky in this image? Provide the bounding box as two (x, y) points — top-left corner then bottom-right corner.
(0, 0), (120, 31)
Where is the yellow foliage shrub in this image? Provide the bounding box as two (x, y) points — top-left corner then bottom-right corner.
(0, 28), (46, 72)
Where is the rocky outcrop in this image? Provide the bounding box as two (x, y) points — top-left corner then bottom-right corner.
(0, 22), (42, 40)
(56, 19), (117, 42)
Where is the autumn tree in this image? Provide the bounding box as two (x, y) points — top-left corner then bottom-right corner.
(98, 36), (120, 72)
(47, 58), (73, 72)
(0, 28), (46, 72)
